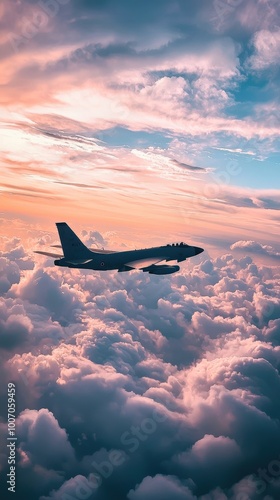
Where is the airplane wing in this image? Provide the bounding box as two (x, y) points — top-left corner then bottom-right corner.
(51, 244), (116, 254)
(34, 251), (64, 258)
(125, 257), (164, 270)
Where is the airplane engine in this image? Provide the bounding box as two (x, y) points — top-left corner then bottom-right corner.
(145, 265), (180, 275)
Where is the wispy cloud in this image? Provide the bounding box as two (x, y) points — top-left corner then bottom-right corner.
(213, 147), (256, 156)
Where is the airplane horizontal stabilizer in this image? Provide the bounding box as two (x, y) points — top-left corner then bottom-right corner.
(34, 250), (63, 259)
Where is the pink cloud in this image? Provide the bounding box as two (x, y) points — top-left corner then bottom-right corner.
(248, 29), (280, 69)
(231, 240), (280, 259)
(0, 234), (279, 498)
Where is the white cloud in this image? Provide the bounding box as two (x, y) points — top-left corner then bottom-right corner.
(231, 240), (280, 259)
(248, 29), (280, 69)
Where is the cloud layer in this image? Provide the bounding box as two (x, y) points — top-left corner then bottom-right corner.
(0, 229), (279, 500)
(231, 240), (280, 260)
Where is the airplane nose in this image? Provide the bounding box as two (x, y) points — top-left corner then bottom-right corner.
(195, 247), (204, 255)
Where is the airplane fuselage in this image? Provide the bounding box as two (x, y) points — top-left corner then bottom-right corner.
(35, 223), (204, 275)
(55, 244), (202, 271)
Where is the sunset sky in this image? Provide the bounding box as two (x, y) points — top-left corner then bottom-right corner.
(0, 0), (279, 250)
(0, 1), (280, 500)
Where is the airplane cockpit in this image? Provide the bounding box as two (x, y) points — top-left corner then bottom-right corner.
(167, 242), (189, 247)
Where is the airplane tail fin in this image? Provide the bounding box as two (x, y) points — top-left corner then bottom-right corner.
(56, 222), (92, 260)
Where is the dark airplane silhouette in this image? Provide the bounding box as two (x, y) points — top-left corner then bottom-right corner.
(35, 223), (204, 275)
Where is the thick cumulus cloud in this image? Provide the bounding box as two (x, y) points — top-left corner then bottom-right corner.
(0, 232), (279, 500)
(0, 312), (32, 350)
(16, 407), (75, 469)
(0, 237), (34, 293)
(248, 28), (280, 70)
(12, 267), (84, 325)
(128, 474), (195, 500)
(231, 240), (280, 260)
(0, 257), (21, 293)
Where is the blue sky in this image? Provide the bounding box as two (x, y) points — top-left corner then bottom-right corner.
(94, 127), (280, 190)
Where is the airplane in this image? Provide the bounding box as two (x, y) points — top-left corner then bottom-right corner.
(35, 222), (204, 275)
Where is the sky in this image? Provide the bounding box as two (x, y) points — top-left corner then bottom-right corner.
(0, 1), (280, 499)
